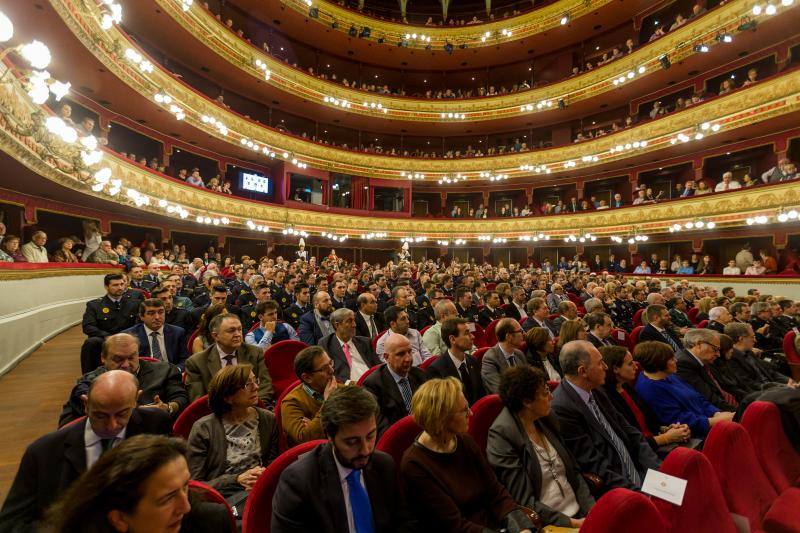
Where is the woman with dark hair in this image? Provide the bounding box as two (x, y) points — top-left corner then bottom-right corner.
(696, 255), (714, 275)
(487, 366), (594, 528)
(52, 237), (79, 263)
(599, 345), (690, 453)
(187, 364), (278, 508)
(523, 327), (563, 381)
(634, 341), (734, 437)
(47, 434), (231, 532)
(192, 303), (228, 354)
(557, 319), (587, 352)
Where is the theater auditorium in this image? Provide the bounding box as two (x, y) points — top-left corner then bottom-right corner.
(0, 0), (799, 530)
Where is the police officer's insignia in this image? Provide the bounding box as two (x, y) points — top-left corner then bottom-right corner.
(281, 297), (287, 303)
(291, 313), (298, 318)
(102, 307), (110, 314)
(250, 311), (257, 317)
(241, 289), (247, 294)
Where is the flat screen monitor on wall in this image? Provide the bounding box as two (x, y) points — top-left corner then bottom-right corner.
(239, 170), (271, 195)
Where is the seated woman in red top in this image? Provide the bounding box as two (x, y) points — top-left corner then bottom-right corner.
(599, 345), (691, 454)
(401, 377), (537, 533)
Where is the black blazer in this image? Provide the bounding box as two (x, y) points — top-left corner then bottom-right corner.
(425, 351), (486, 405)
(81, 295), (139, 338)
(271, 443), (413, 533)
(550, 381), (660, 496)
(503, 303), (526, 322)
(363, 365), (428, 436)
(638, 323), (683, 348)
(477, 306), (506, 329)
(0, 409), (171, 531)
(602, 382), (663, 451)
(355, 311), (385, 339)
(122, 323), (189, 369)
(317, 333), (382, 383)
(675, 350), (737, 411)
(487, 409), (594, 527)
(587, 332), (615, 350)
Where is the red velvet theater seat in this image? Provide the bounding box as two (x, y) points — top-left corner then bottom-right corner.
(580, 488), (667, 533)
(741, 400), (800, 492)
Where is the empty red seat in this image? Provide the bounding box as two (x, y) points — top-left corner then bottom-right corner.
(654, 448), (737, 533)
(241, 439), (326, 533)
(376, 414), (421, 469)
(264, 340), (307, 398)
(419, 355), (439, 370)
(467, 394), (503, 455)
(580, 488), (667, 533)
(741, 401), (800, 492)
(173, 395), (211, 439)
(472, 346), (491, 363)
(704, 420), (800, 533)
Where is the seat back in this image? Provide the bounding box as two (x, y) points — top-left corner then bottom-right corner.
(632, 309), (645, 328)
(472, 324), (487, 348)
(241, 439), (326, 533)
(697, 319), (709, 329)
(467, 394), (503, 455)
(173, 395), (212, 439)
(687, 307), (700, 324)
(376, 414), (422, 468)
(472, 347), (491, 363)
(629, 326), (644, 350)
(741, 400), (800, 493)
(655, 448), (737, 533)
(782, 330), (800, 367)
(189, 480), (237, 533)
(703, 421), (777, 531)
(275, 380), (303, 452)
(580, 488), (667, 533)
(372, 330), (388, 351)
(186, 328), (199, 352)
(484, 319), (502, 346)
(610, 328), (628, 346)
(264, 340), (308, 398)
(139, 356), (159, 362)
(419, 325), (431, 336)
(357, 363), (384, 386)
(419, 355), (439, 370)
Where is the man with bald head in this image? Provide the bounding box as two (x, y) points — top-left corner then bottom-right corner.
(362, 334), (428, 436)
(59, 333), (188, 427)
(422, 298), (459, 356)
(1, 370), (172, 529)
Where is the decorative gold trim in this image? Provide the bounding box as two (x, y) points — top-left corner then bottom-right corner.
(0, 267), (121, 280)
(45, 0), (800, 180)
(640, 275), (800, 286)
(158, 0), (759, 121)
(277, 0), (610, 49)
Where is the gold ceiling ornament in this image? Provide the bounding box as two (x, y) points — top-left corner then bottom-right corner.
(158, 0), (759, 121)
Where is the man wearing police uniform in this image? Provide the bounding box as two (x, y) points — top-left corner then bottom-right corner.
(128, 265), (152, 291)
(283, 282), (312, 330)
(80, 273), (139, 373)
(416, 282), (443, 330)
(164, 274), (193, 311)
(192, 275), (226, 309)
(270, 270), (291, 310)
(239, 282), (273, 332)
(455, 286), (480, 323)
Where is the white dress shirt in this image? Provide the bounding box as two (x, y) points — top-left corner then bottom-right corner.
(376, 329), (432, 365)
(144, 324), (167, 361)
(216, 344), (238, 366)
(84, 419), (126, 469)
(514, 303), (528, 320)
(359, 311), (378, 338)
(332, 446), (369, 533)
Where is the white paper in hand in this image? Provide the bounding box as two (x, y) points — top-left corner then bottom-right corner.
(641, 469), (687, 505)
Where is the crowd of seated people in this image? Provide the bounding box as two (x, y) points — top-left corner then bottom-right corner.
(3, 242), (800, 530)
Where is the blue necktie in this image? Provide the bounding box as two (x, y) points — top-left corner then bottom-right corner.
(346, 470), (375, 533)
(588, 395), (641, 487)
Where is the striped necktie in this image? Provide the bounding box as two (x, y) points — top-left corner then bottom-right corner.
(398, 377), (413, 413)
(588, 394), (641, 487)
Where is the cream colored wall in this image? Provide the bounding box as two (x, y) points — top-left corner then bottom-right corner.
(0, 273), (107, 377)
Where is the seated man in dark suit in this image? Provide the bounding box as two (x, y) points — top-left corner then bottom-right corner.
(298, 290), (335, 346)
(122, 298), (188, 369)
(551, 300), (578, 333)
(272, 386), (413, 532)
(455, 286), (480, 323)
(318, 308), (382, 383)
(477, 291), (506, 329)
(522, 297), (558, 337)
(354, 291), (385, 339)
(362, 334), (427, 436)
(283, 282), (312, 331)
(676, 329), (739, 412)
(0, 370), (171, 530)
(637, 304), (685, 353)
(503, 286), (529, 322)
(725, 322), (795, 394)
(59, 333), (188, 426)
(586, 312), (615, 349)
(481, 318), (529, 394)
(706, 306), (732, 334)
(551, 340), (661, 495)
(80, 273), (140, 373)
(769, 298), (799, 341)
(151, 285), (194, 332)
(190, 285), (236, 326)
(184, 314), (275, 404)
(426, 317), (486, 405)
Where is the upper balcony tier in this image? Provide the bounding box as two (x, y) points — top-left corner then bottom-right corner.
(113, 0), (799, 131)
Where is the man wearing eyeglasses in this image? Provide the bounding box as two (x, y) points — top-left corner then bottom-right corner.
(480, 318), (529, 394)
(676, 329), (739, 412)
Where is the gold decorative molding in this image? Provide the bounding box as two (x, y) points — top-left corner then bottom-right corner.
(277, 0), (611, 49)
(44, 0), (800, 181)
(158, 0), (756, 121)
(0, 267), (121, 280)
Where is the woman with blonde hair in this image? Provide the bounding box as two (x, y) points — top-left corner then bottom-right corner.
(695, 296), (714, 322)
(401, 377), (537, 533)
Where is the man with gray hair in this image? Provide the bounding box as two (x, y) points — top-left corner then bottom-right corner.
(677, 329), (738, 411)
(706, 306), (731, 333)
(583, 297), (603, 315)
(318, 308), (380, 383)
(86, 239), (120, 265)
(551, 340), (660, 494)
(422, 299), (458, 356)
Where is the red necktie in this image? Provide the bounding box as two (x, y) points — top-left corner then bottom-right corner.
(704, 365), (738, 407)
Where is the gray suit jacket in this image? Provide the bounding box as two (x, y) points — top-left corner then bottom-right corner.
(184, 344), (275, 404)
(487, 408), (594, 527)
(481, 344), (529, 394)
(186, 408), (279, 496)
